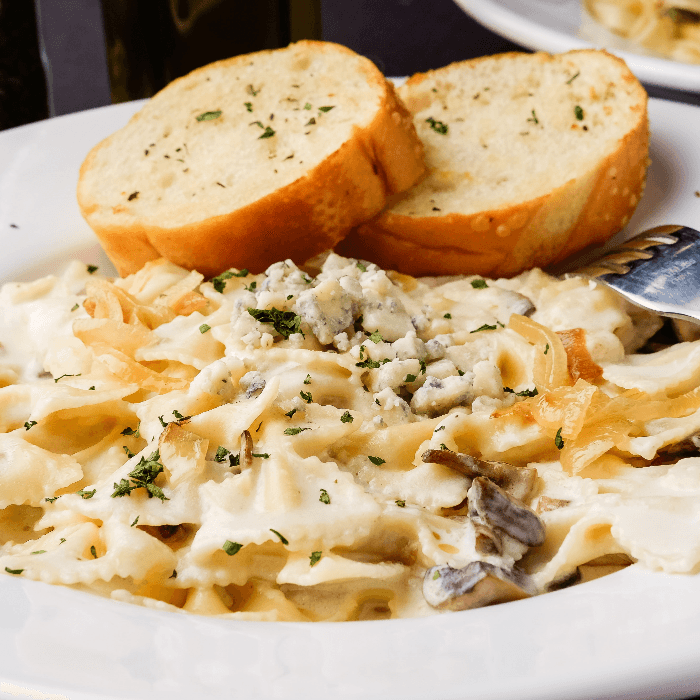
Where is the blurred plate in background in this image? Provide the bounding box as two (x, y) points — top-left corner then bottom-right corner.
(453, 0), (700, 92)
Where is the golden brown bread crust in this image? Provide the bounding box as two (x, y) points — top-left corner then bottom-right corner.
(339, 51), (649, 278)
(77, 42), (425, 278)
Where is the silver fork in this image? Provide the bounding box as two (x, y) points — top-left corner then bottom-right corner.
(572, 225), (700, 325)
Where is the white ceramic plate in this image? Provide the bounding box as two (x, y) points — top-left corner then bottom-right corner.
(453, 0), (700, 93)
(1, 99), (700, 700)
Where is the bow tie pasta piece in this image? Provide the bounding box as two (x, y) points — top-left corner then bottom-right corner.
(177, 453), (382, 589)
(0, 434), (82, 508)
(0, 519), (176, 586)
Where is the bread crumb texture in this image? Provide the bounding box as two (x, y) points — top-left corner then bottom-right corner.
(342, 50), (649, 278)
(77, 41), (425, 277)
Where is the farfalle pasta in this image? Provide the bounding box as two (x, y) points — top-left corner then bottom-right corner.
(2, 253), (700, 620)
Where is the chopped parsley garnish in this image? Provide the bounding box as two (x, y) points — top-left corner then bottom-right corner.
(90, 545), (97, 559)
(458, 369), (465, 376)
(5, 567), (23, 575)
(355, 357), (382, 369)
(71, 303), (79, 312)
(340, 410), (353, 423)
(574, 105), (584, 120)
(503, 387), (539, 397)
(214, 446), (231, 463)
(471, 279), (488, 289)
(318, 105), (335, 113)
(305, 117), (316, 126)
(54, 373), (80, 383)
(319, 489), (331, 504)
(432, 569), (440, 580)
(253, 453), (270, 459)
(544, 343), (550, 355)
(111, 449), (168, 501)
(77, 488), (96, 499)
(24, 421), (37, 431)
(131, 516), (139, 527)
(244, 102), (253, 112)
(285, 408), (298, 419)
(395, 499), (406, 507)
(309, 551), (322, 566)
(199, 323), (211, 334)
(566, 71), (580, 84)
(555, 428), (565, 450)
(356, 261), (367, 272)
(60, 538), (66, 544)
(169, 570), (177, 579)
(89, 386), (95, 390)
(286, 294), (293, 300)
(31, 550), (45, 555)
(259, 125), (275, 139)
(211, 268), (248, 293)
(245, 280), (257, 292)
(368, 455), (386, 466)
(158, 415), (168, 428)
(302, 274), (313, 284)
(443, 313), (452, 319)
(405, 374), (417, 383)
(247, 307), (303, 338)
(222, 540), (243, 556)
(304, 373), (311, 385)
(87, 265), (98, 274)
(300, 390), (313, 403)
(470, 324), (497, 333)
(196, 110), (222, 121)
(440, 443), (451, 451)
(247, 84), (259, 96)
(45, 496), (59, 503)
(123, 446), (135, 459)
(284, 427), (310, 435)
(435, 425), (445, 432)
(270, 529), (289, 545)
(419, 359), (427, 375)
(369, 330), (383, 344)
(121, 426), (140, 438)
(527, 109), (539, 124)
(172, 409), (190, 421)
(425, 116), (448, 134)
(304, 102), (312, 110)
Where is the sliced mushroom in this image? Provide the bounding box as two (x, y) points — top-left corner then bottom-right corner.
(422, 449), (537, 501)
(468, 477), (545, 547)
(239, 430), (253, 471)
(423, 561), (536, 611)
(473, 521), (503, 556)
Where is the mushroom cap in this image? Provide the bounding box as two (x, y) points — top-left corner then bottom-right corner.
(468, 477), (546, 547)
(423, 561), (536, 611)
(421, 449), (537, 501)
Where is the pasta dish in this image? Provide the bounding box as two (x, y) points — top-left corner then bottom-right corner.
(583, 0), (700, 63)
(1, 252), (700, 620)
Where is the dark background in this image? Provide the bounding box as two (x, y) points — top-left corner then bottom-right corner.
(2, 0), (698, 132)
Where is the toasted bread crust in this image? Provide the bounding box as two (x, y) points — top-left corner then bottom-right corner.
(78, 42), (425, 278)
(340, 50), (649, 277)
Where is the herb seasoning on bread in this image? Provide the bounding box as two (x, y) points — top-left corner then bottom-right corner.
(77, 41), (425, 277)
(339, 50), (649, 278)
